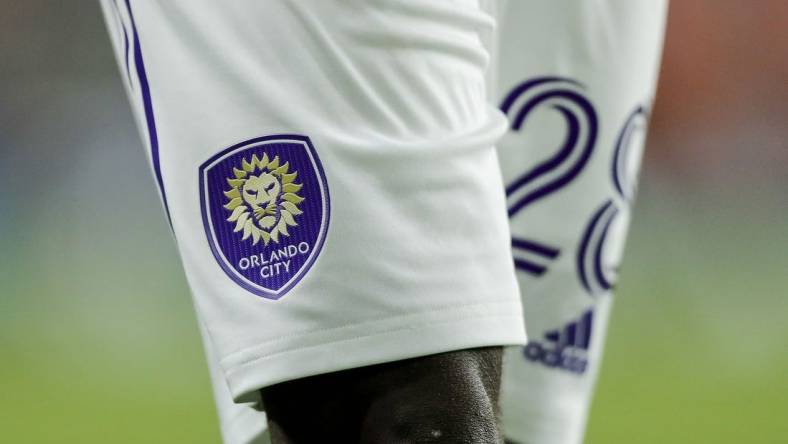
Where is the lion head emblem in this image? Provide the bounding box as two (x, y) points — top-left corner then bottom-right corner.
(223, 153), (304, 245)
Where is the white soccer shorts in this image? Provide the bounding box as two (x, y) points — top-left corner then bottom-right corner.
(102, 1), (666, 443)
(102, 0), (526, 442)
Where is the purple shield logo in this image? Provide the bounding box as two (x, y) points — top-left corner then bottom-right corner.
(199, 135), (330, 300)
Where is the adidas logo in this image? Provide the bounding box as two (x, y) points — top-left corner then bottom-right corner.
(522, 309), (593, 374)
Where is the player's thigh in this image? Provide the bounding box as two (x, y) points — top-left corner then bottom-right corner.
(262, 347), (504, 444)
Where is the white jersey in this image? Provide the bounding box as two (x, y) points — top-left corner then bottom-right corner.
(102, 1), (666, 443)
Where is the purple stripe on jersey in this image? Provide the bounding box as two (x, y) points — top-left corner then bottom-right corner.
(125, 0), (172, 227)
(504, 105), (579, 197)
(577, 200), (614, 293)
(579, 310), (593, 350)
(499, 76), (581, 115)
(513, 258), (547, 276)
(506, 93), (598, 217)
(110, 0), (132, 87)
(593, 206), (619, 291)
(511, 236), (560, 259)
(500, 79), (599, 218)
(612, 105), (648, 201)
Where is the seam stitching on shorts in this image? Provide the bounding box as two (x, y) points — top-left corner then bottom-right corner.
(220, 298), (518, 362)
(224, 309), (523, 373)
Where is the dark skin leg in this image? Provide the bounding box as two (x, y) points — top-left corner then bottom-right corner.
(261, 347), (505, 444)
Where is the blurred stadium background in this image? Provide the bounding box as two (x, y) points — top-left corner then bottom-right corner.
(1, 2), (786, 443)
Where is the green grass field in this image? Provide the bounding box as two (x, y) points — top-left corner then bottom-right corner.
(586, 192), (788, 444)
(1, 189), (785, 443)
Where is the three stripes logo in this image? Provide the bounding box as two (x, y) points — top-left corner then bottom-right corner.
(523, 309), (594, 374)
(500, 77), (599, 277)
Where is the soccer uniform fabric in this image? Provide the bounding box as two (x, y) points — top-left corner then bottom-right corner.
(101, 1), (525, 442)
(490, 1), (668, 443)
(102, 1), (666, 443)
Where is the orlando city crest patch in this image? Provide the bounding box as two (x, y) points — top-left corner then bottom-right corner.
(199, 135), (330, 300)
